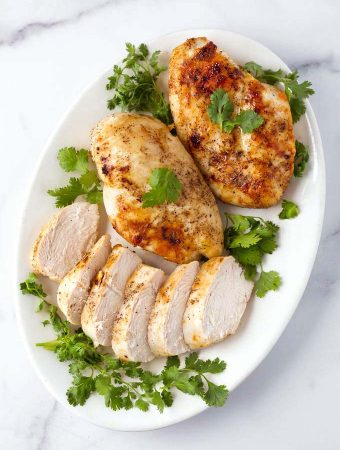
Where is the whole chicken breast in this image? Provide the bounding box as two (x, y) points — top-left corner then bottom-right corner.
(169, 38), (295, 208)
(57, 234), (111, 325)
(31, 202), (100, 281)
(91, 113), (223, 264)
(148, 261), (199, 356)
(183, 256), (253, 349)
(112, 264), (165, 362)
(81, 245), (142, 346)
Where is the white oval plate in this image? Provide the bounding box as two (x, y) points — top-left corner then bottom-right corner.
(15, 29), (325, 431)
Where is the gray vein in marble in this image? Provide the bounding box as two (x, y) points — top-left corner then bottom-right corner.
(36, 401), (57, 450)
(291, 53), (340, 73)
(0, 0), (119, 47)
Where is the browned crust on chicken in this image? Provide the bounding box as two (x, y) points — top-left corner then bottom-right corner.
(169, 37), (295, 208)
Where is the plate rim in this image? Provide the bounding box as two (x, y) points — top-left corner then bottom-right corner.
(14, 28), (326, 431)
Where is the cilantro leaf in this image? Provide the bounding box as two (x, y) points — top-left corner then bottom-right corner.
(243, 62), (314, 123)
(208, 89), (264, 133)
(224, 214), (281, 297)
(142, 168), (182, 207)
(107, 43), (172, 125)
(203, 381), (229, 407)
(294, 140), (309, 177)
(255, 270), (282, 298)
(207, 89), (234, 129)
(279, 200), (299, 219)
(57, 147), (89, 174)
(67, 376), (95, 406)
(20, 272), (46, 299)
(229, 110), (265, 133)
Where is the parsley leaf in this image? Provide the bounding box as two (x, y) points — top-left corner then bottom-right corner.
(208, 89), (264, 133)
(107, 43), (172, 125)
(48, 147), (103, 208)
(255, 270), (282, 298)
(19, 272), (47, 311)
(294, 140), (309, 177)
(142, 168), (182, 208)
(279, 200), (299, 220)
(224, 214), (281, 298)
(57, 147), (89, 174)
(243, 62), (314, 123)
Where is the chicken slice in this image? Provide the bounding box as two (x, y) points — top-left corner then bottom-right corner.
(183, 256), (253, 349)
(81, 245), (142, 346)
(169, 37), (295, 208)
(148, 261), (199, 356)
(31, 202), (100, 281)
(91, 113), (223, 264)
(112, 264), (165, 362)
(57, 235), (111, 325)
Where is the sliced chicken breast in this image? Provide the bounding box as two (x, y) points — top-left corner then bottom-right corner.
(148, 261), (199, 356)
(169, 38), (295, 208)
(183, 256), (253, 349)
(112, 264), (165, 362)
(57, 235), (111, 325)
(81, 245), (142, 346)
(91, 113), (223, 264)
(31, 202), (100, 281)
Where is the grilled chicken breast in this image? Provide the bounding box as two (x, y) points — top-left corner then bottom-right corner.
(91, 113), (223, 264)
(169, 37), (295, 208)
(31, 202), (100, 281)
(81, 245), (142, 346)
(148, 261), (199, 356)
(183, 256), (253, 349)
(57, 234), (111, 325)
(112, 264), (165, 362)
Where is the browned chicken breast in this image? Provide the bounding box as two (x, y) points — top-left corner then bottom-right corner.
(91, 113), (223, 264)
(169, 37), (295, 208)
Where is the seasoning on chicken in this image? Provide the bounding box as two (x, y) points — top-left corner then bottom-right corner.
(148, 261), (199, 356)
(81, 245), (142, 346)
(183, 256), (253, 349)
(169, 37), (295, 208)
(31, 202), (100, 281)
(91, 113), (223, 264)
(57, 235), (111, 325)
(112, 264), (165, 362)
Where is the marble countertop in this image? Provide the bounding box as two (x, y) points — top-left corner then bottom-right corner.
(1, 0), (339, 448)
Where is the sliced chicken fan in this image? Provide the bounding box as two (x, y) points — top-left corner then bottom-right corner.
(31, 202), (100, 281)
(183, 256), (254, 349)
(148, 261), (199, 356)
(57, 234), (111, 325)
(112, 264), (165, 362)
(81, 245), (142, 346)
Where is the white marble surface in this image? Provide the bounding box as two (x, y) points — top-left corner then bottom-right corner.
(1, 0), (339, 448)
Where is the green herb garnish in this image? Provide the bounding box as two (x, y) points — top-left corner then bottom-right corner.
(224, 214), (281, 298)
(207, 88), (264, 133)
(142, 168), (182, 208)
(279, 200), (299, 220)
(48, 147), (102, 208)
(106, 43), (172, 125)
(243, 62), (314, 123)
(294, 140), (309, 177)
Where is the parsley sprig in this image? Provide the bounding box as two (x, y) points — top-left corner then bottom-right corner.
(243, 62), (314, 123)
(19, 272), (46, 312)
(142, 168), (182, 208)
(47, 147), (103, 208)
(106, 43), (173, 125)
(207, 88), (264, 133)
(20, 274), (228, 412)
(294, 140), (309, 177)
(279, 200), (299, 220)
(224, 214), (282, 298)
